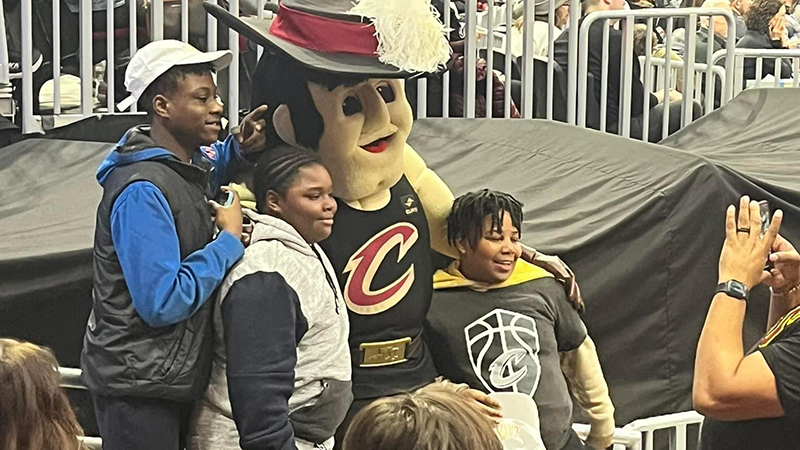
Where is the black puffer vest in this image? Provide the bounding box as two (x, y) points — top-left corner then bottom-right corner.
(81, 150), (215, 401)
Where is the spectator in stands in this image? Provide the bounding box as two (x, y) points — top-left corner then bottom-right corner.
(510, 0), (570, 57)
(553, 0), (700, 142)
(342, 382), (503, 450)
(188, 146), (351, 450)
(81, 40), (269, 450)
(732, 0), (752, 39)
(425, 190), (615, 450)
(694, 196), (800, 449)
(695, 0), (732, 62)
(0, 338), (84, 450)
(738, 0), (794, 81)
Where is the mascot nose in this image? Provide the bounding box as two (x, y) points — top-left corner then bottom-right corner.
(360, 87), (391, 135)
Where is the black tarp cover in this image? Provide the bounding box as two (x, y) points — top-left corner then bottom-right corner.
(3, 91), (800, 425)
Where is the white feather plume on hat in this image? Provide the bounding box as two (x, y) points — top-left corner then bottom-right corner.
(348, 0), (452, 73)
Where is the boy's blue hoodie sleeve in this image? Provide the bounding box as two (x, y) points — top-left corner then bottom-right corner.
(110, 181), (245, 327)
(206, 135), (254, 193)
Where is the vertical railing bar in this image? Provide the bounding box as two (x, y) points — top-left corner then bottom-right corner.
(443, 0), (451, 118)
(755, 56), (763, 87)
(485, 0), (494, 118)
(566, 0), (581, 123)
(22, 0), (36, 132)
(662, 17), (673, 141)
(464, 0), (477, 118)
(681, 13), (697, 127)
(794, 57), (799, 87)
(207, 4), (218, 51)
(621, 16), (634, 138)
(417, 77), (428, 118)
(107, 0), (115, 112)
(504, 0), (512, 118)
(576, 14), (591, 127)
(80, 0), (93, 117)
(228, 0), (240, 126)
(152, 0), (164, 41)
(257, 0), (265, 60)
(642, 18), (653, 143)
(129, 0), (138, 112)
(181, 0), (189, 42)
(53, 0), (62, 114)
(704, 15), (714, 112)
(774, 57), (782, 87)
(546, 0), (555, 119)
(521, 0), (535, 118)
(0, 2), (8, 85)
(600, 22), (609, 131)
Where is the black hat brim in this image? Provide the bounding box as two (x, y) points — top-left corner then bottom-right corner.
(203, 3), (414, 78)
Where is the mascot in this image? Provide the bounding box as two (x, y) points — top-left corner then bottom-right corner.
(206, 0), (592, 443)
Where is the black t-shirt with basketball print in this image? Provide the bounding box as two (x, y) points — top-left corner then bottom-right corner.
(425, 277), (587, 450)
(700, 305), (800, 450)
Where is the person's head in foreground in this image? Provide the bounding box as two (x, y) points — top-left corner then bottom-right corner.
(253, 145), (337, 244)
(0, 339), (83, 450)
(746, 0), (787, 35)
(342, 383), (503, 450)
(123, 40), (233, 151)
(447, 189), (525, 285)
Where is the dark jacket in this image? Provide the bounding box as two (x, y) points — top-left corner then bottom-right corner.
(738, 30), (794, 83)
(553, 19), (658, 127)
(81, 126), (245, 401)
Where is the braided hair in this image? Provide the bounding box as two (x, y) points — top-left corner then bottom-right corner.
(447, 189), (524, 250)
(253, 144), (324, 213)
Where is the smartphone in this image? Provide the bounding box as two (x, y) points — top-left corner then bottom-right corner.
(218, 190), (235, 207)
(760, 200), (774, 271)
(759, 200), (770, 238)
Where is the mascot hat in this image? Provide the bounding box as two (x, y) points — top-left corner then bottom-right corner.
(204, 0), (451, 77)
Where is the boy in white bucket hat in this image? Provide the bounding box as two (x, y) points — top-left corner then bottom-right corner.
(81, 39), (269, 450)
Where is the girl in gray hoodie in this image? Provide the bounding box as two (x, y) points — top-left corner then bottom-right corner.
(188, 146), (352, 450)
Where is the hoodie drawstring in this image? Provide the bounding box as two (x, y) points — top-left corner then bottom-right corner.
(311, 246), (340, 315)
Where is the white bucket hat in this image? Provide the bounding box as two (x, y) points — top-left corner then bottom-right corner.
(117, 40), (233, 111)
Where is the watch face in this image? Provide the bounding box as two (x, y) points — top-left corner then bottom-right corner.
(730, 282), (747, 298)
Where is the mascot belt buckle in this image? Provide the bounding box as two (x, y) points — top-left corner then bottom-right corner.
(359, 337), (412, 368)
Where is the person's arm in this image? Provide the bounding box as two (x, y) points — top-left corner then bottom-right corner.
(561, 336), (615, 450)
(547, 281), (614, 449)
(692, 197), (784, 421)
(111, 182), (244, 327)
(223, 270), (307, 450)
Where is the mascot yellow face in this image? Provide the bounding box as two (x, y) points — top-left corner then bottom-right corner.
(306, 78), (412, 203)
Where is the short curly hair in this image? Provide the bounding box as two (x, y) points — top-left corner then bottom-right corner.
(745, 0), (785, 34)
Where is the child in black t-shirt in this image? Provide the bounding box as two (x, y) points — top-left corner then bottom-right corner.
(425, 189), (615, 450)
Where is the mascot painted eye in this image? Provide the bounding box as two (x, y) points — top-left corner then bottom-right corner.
(342, 96), (363, 116)
(377, 84), (395, 103)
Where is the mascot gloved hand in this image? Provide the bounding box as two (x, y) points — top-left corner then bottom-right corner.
(206, 0), (586, 442)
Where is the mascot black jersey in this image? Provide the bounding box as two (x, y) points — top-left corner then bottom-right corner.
(320, 175), (438, 399)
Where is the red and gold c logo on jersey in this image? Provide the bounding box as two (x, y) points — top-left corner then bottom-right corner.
(343, 223), (419, 315)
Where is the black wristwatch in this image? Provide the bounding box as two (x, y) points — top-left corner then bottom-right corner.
(715, 280), (750, 301)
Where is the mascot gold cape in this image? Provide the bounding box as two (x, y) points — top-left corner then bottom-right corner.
(205, 0), (606, 445)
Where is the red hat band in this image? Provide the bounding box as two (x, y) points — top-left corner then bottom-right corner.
(269, 4), (380, 58)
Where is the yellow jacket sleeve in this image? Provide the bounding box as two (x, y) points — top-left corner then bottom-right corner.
(403, 144), (457, 258)
(560, 335), (616, 450)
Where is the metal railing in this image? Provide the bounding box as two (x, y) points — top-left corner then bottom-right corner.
(13, 0), (279, 133)
(624, 410), (704, 450)
(640, 56), (727, 113)
(572, 423), (643, 450)
(710, 48), (800, 95)
(7, 0), (800, 137)
(575, 8), (736, 141)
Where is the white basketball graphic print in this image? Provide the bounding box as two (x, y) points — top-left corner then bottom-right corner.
(465, 309), (541, 397)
